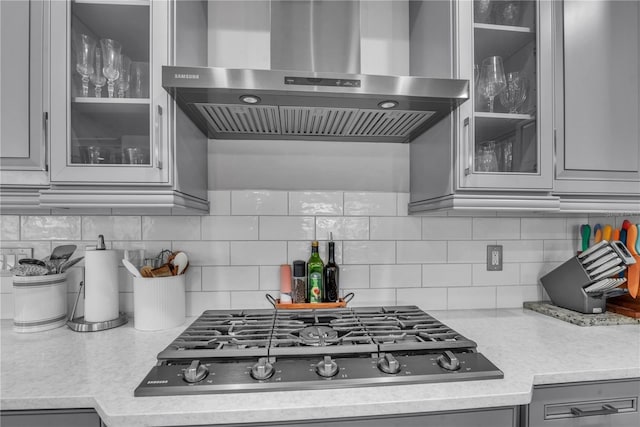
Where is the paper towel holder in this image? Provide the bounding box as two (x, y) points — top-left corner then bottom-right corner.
(67, 281), (128, 332)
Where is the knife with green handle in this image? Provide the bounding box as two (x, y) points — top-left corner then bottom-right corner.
(580, 224), (591, 252)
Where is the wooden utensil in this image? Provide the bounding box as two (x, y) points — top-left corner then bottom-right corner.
(625, 225), (639, 298)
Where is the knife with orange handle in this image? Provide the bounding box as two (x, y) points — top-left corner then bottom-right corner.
(593, 224), (603, 243)
(602, 224), (613, 242)
(625, 224), (639, 298)
(612, 229), (620, 241)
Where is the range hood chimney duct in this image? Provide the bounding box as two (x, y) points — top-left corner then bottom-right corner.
(163, 0), (469, 143)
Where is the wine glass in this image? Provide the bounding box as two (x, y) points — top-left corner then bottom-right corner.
(89, 48), (106, 97)
(100, 38), (122, 98)
(499, 72), (528, 113)
(117, 55), (131, 98)
(478, 56), (506, 113)
(73, 33), (95, 97)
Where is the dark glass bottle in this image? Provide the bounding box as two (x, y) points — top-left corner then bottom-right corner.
(307, 241), (324, 303)
(324, 240), (339, 302)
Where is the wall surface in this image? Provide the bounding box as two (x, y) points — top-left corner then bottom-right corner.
(3, 190), (631, 320)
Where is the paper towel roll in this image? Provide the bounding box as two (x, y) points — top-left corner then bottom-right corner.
(84, 249), (119, 322)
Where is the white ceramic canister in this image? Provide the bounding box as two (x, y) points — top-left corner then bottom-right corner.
(13, 273), (68, 333)
(133, 274), (186, 331)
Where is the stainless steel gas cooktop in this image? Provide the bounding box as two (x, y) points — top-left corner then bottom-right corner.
(135, 306), (503, 396)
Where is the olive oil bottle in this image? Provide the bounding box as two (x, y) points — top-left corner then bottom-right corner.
(307, 241), (324, 303)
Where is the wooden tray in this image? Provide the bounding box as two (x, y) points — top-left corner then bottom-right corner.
(271, 293), (354, 310)
(607, 294), (640, 319)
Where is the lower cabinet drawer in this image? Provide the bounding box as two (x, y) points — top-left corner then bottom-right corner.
(0, 409), (102, 427)
(526, 378), (640, 427)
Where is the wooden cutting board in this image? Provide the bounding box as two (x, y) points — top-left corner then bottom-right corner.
(607, 294), (640, 319)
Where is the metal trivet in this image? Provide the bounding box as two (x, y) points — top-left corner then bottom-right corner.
(67, 281), (128, 332)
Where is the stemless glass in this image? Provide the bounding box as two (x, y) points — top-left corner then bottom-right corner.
(499, 72), (528, 113)
(73, 33), (96, 97)
(89, 48), (106, 97)
(117, 55), (131, 98)
(474, 0), (493, 24)
(130, 61), (149, 98)
(478, 56), (506, 113)
(100, 38), (122, 98)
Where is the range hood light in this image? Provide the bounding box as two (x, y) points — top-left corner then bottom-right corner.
(378, 100), (398, 109)
(240, 95), (261, 104)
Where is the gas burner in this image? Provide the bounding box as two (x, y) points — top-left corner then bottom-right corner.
(299, 326), (339, 346)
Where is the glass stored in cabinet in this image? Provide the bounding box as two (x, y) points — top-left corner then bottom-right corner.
(472, 0), (538, 175)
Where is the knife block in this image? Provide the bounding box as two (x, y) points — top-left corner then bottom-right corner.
(540, 257), (607, 314)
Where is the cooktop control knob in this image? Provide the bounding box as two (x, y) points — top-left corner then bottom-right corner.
(251, 357), (275, 381)
(316, 355), (339, 378)
(377, 353), (401, 374)
(437, 350), (461, 371)
(183, 360), (209, 383)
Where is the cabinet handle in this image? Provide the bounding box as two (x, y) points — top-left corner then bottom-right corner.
(43, 112), (49, 172)
(463, 117), (472, 176)
(155, 105), (163, 169)
(570, 404), (618, 417)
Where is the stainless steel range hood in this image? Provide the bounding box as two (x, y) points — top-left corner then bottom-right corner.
(164, 0), (469, 143)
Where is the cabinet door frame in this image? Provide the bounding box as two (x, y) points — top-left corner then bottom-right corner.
(454, 0), (554, 191)
(49, 0), (170, 185)
(553, 0), (640, 196)
(0, 0), (48, 176)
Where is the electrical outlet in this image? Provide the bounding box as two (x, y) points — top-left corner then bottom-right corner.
(487, 245), (503, 271)
(0, 248), (33, 272)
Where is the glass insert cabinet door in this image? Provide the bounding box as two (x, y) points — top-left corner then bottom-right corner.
(457, 0), (553, 190)
(49, 0), (169, 184)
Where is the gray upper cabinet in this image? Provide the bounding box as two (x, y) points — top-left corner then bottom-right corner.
(0, 0), (49, 192)
(409, 0), (557, 213)
(41, 0), (208, 212)
(554, 0), (640, 209)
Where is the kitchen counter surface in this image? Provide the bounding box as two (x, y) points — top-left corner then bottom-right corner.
(1, 308), (639, 426)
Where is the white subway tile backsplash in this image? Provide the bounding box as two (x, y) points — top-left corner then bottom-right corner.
(422, 217), (472, 240)
(543, 240), (577, 262)
(344, 192), (397, 216)
(396, 288), (447, 310)
(521, 218), (567, 239)
(447, 241), (492, 263)
(370, 217), (421, 240)
(259, 265), (281, 290)
(2, 190), (609, 318)
(82, 216), (141, 241)
(202, 266), (259, 291)
(0, 216), (19, 240)
(339, 265), (370, 289)
(447, 287), (496, 309)
(231, 190), (287, 215)
(142, 216), (201, 241)
(497, 285), (541, 308)
(397, 241), (447, 264)
(473, 218), (520, 240)
(316, 217), (369, 240)
(422, 264), (472, 287)
(21, 216), (81, 240)
(230, 241), (287, 265)
(289, 192), (343, 215)
(343, 241), (395, 265)
(260, 216), (315, 240)
(202, 216), (258, 240)
(472, 264), (520, 286)
(370, 264), (421, 288)
(341, 288), (396, 306)
(500, 240), (544, 263)
(208, 191), (231, 215)
(173, 241), (230, 266)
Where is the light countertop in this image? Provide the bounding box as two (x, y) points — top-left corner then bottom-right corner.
(1, 308), (639, 426)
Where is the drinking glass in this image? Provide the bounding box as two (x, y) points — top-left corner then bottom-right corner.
(475, 141), (499, 172)
(474, 0), (493, 24)
(478, 56), (506, 113)
(117, 55), (131, 98)
(73, 33), (96, 97)
(89, 48), (106, 97)
(100, 38), (122, 98)
(130, 61), (149, 98)
(499, 72), (528, 113)
(497, 1), (521, 26)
